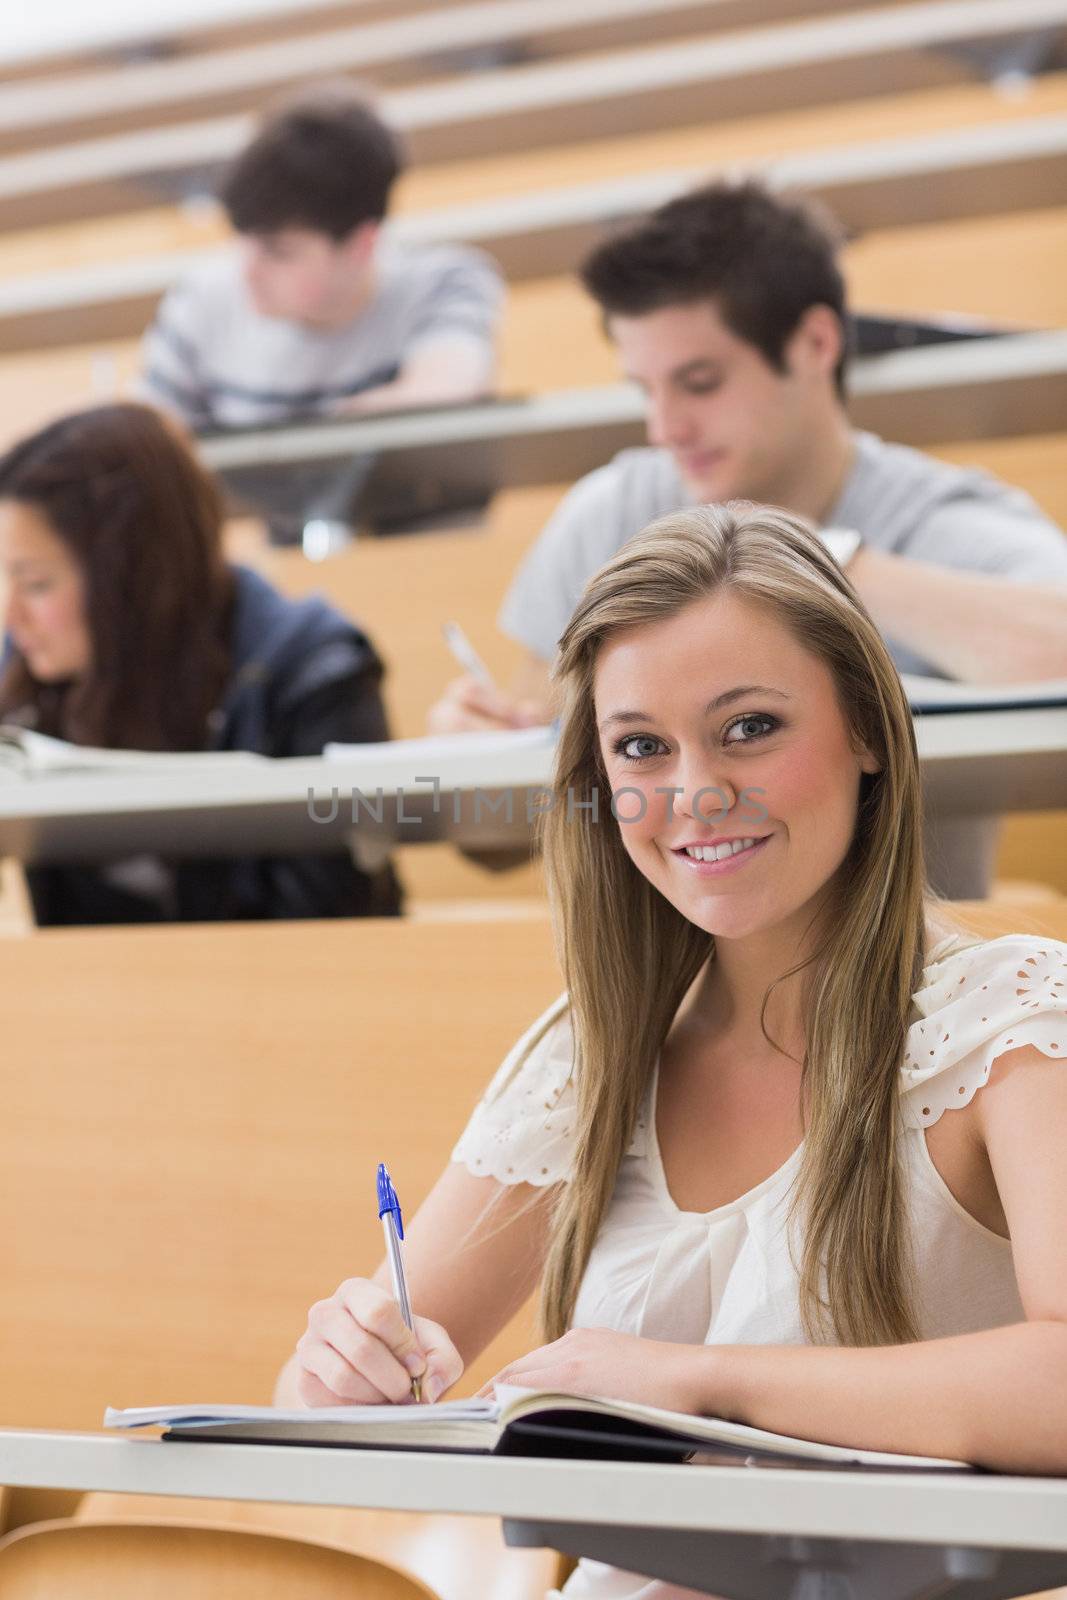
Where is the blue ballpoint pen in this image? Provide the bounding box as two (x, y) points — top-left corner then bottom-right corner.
(377, 1163), (423, 1403)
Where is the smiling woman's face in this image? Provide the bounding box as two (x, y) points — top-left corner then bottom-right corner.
(594, 588), (879, 941)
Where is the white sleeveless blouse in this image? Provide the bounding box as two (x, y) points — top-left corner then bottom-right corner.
(452, 932), (1067, 1600)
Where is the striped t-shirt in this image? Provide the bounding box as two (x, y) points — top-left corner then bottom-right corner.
(140, 238), (503, 430)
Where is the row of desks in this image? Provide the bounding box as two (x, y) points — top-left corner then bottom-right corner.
(1, 0), (1065, 228)
(190, 335), (1067, 537)
(0, 0), (885, 145)
(1, 702), (1064, 865)
(4, 113), (1066, 347)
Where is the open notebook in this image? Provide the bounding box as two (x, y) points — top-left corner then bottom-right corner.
(323, 724), (557, 762)
(105, 1388), (969, 1470)
(899, 673), (1067, 713)
(0, 723), (555, 780)
(0, 726), (264, 779)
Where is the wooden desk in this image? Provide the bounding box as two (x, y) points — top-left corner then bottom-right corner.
(191, 336), (1067, 510)
(0, 913), (562, 1430)
(2, 1430), (1067, 1600)
(0, 703), (1063, 867)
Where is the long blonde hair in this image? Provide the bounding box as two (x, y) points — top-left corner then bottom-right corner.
(539, 502), (947, 1348)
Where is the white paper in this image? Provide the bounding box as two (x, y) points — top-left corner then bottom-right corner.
(0, 726), (264, 780)
(901, 673), (1067, 711)
(324, 726), (557, 763)
(104, 1397), (499, 1430)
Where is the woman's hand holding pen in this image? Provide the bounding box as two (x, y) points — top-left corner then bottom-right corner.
(294, 1278), (463, 1407)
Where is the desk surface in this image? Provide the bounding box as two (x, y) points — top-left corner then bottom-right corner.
(8, 1428), (1067, 1600)
(0, 708), (1063, 866)
(2, 1428), (1067, 1553)
(0, 0), (359, 68)
(0, 0), (803, 136)
(195, 334), (1067, 478)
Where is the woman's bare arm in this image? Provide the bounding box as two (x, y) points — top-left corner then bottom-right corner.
(490, 1044), (1067, 1473)
(275, 1163), (553, 1406)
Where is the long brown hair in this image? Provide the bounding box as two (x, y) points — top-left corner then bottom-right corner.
(539, 503), (958, 1348)
(0, 403), (234, 750)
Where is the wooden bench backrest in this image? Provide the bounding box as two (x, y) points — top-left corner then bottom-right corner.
(0, 912), (560, 1429)
(2, 901), (1066, 1430)
(943, 899), (1067, 945)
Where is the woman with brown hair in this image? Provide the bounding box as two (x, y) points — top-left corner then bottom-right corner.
(0, 402), (401, 923)
(280, 504), (1067, 1598)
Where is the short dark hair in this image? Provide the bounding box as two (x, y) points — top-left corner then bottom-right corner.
(219, 82), (406, 240)
(581, 180), (850, 395)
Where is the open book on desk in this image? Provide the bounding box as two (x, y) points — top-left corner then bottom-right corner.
(0, 726), (265, 780)
(0, 723), (554, 781)
(901, 673), (1067, 714)
(324, 725), (557, 764)
(105, 1387), (969, 1471)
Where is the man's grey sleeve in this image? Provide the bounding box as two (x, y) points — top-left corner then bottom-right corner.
(902, 495), (1067, 581)
(405, 247), (505, 372)
(138, 280), (213, 430)
(498, 469), (622, 661)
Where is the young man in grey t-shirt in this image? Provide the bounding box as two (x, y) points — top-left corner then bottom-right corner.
(141, 84), (503, 433)
(429, 181), (1067, 896)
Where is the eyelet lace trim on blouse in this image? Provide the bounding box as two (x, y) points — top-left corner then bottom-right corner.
(450, 995), (577, 1186)
(900, 935), (1066, 1128)
(452, 936), (1067, 1180)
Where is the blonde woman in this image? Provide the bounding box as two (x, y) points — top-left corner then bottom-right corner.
(279, 505), (1067, 1599)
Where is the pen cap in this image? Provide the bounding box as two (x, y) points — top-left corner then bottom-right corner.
(376, 1162), (404, 1239)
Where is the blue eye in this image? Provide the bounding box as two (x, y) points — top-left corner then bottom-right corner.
(724, 714), (779, 744)
(614, 734), (666, 763)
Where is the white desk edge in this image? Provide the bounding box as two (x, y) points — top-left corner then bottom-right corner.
(2, 1429), (1067, 1554)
